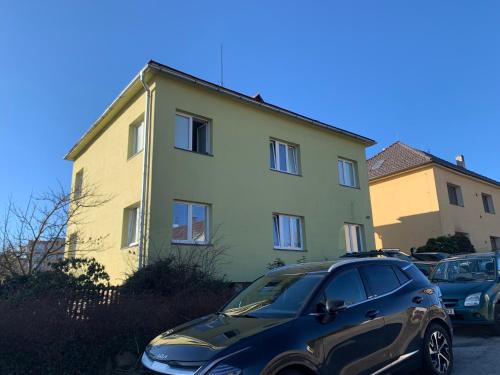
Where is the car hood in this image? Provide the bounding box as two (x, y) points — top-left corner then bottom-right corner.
(146, 313), (291, 362)
(435, 281), (495, 299)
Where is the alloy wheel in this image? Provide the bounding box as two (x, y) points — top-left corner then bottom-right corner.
(428, 330), (451, 374)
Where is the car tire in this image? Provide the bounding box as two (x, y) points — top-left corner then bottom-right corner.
(421, 323), (453, 375)
(494, 304), (500, 336)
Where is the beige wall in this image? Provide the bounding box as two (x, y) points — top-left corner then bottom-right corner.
(370, 166), (442, 252)
(433, 165), (500, 252)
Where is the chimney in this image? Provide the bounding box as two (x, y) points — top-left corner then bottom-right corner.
(455, 155), (466, 169)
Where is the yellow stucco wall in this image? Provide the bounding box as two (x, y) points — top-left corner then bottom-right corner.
(147, 75), (375, 282)
(67, 87), (156, 283)
(68, 72), (375, 283)
(370, 164), (500, 253)
(370, 166), (442, 252)
(433, 165), (500, 252)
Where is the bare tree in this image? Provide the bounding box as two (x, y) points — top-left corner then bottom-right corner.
(0, 183), (109, 278)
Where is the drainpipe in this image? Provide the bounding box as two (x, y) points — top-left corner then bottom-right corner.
(138, 69), (151, 269)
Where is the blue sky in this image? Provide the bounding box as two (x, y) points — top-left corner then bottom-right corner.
(1, 1), (499, 204)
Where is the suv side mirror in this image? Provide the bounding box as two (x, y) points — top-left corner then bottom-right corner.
(326, 299), (347, 314)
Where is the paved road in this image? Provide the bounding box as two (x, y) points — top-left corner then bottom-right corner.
(453, 326), (500, 375)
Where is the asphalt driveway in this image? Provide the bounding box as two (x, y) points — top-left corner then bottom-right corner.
(453, 326), (500, 375)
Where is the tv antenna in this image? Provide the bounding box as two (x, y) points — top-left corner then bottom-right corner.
(220, 44), (224, 87)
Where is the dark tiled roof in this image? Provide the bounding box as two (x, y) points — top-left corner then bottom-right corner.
(367, 141), (500, 187)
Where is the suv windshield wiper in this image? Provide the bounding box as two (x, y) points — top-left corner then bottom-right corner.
(230, 313), (259, 319)
(431, 278), (453, 283)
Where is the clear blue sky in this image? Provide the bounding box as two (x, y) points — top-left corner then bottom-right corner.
(1, 1), (499, 204)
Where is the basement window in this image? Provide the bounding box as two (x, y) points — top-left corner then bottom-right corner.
(175, 113), (211, 154)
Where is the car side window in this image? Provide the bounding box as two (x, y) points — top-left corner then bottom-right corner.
(361, 265), (401, 298)
(324, 268), (367, 307)
(393, 265), (411, 284)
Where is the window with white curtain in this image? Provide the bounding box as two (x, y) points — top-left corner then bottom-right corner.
(344, 223), (364, 253)
(270, 139), (299, 175)
(273, 214), (303, 250)
(338, 158), (358, 188)
(172, 201), (209, 244)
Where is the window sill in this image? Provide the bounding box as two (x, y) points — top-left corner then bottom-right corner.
(127, 150), (143, 161)
(174, 147), (213, 157)
(171, 241), (212, 247)
(339, 183), (360, 190)
(270, 168), (302, 177)
(273, 247), (306, 252)
(122, 243), (138, 250)
(449, 203), (464, 207)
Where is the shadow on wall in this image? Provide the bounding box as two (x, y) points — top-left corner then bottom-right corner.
(374, 211), (442, 253)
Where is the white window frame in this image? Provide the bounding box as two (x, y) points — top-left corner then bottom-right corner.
(131, 121), (144, 156)
(126, 206), (140, 246)
(175, 112), (210, 153)
(270, 139), (299, 175)
(172, 201), (210, 245)
(273, 213), (304, 251)
(344, 223), (364, 253)
(338, 158), (358, 188)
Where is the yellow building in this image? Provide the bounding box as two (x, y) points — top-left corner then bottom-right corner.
(369, 142), (500, 253)
(65, 61), (376, 284)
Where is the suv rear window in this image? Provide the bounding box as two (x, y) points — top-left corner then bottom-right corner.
(361, 265), (401, 297)
(393, 265), (411, 284)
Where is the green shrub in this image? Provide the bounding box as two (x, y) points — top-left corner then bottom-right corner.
(122, 256), (229, 297)
(416, 234), (475, 254)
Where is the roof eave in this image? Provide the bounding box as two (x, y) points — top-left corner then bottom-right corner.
(64, 63), (151, 161)
(148, 60), (375, 146)
(65, 61), (376, 161)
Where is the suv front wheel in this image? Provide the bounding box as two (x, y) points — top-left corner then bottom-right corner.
(421, 324), (453, 375)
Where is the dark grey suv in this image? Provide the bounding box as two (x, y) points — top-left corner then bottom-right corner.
(142, 258), (453, 375)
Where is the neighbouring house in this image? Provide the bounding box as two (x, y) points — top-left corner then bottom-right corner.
(368, 142), (500, 253)
(27, 239), (65, 271)
(64, 61), (376, 284)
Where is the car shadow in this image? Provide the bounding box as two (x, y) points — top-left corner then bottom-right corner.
(453, 325), (495, 338)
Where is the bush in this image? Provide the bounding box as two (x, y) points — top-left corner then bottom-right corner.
(122, 252), (230, 297)
(416, 234), (476, 255)
(0, 251), (234, 374)
(0, 257), (109, 302)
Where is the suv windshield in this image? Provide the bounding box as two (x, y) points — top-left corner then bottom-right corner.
(222, 272), (325, 318)
(431, 257), (497, 282)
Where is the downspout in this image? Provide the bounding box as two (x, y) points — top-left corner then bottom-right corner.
(138, 69), (151, 269)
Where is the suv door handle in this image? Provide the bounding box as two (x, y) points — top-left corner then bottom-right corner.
(412, 296), (423, 304)
(366, 309), (379, 319)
